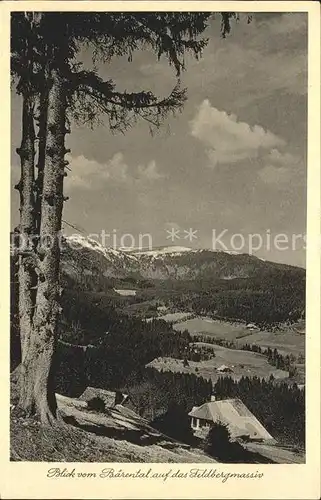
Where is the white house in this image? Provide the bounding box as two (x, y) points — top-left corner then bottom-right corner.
(114, 289), (137, 297)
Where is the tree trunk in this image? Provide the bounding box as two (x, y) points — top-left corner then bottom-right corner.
(16, 92), (37, 361)
(18, 68), (66, 424)
(34, 87), (48, 234)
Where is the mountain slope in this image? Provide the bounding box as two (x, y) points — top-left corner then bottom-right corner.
(10, 234), (305, 327)
(61, 235), (305, 284)
(58, 236), (305, 325)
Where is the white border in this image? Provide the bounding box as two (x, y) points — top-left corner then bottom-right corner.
(0, 2), (320, 499)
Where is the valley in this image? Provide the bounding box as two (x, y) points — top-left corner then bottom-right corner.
(57, 238), (306, 390)
(147, 349), (289, 384)
(147, 315), (305, 385)
(10, 237), (306, 457)
(60, 237), (305, 327)
(173, 316), (305, 360)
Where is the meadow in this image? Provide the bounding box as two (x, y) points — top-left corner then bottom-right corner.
(174, 317), (249, 340)
(147, 346), (289, 384)
(174, 317), (305, 358)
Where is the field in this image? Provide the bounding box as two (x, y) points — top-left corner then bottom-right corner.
(152, 312), (195, 323)
(174, 317), (305, 358)
(147, 345), (289, 384)
(236, 330), (305, 357)
(174, 317), (249, 340)
(161, 315), (305, 384)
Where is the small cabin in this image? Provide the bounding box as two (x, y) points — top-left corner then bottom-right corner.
(79, 387), (129, 408)
(217, 364), (234, 373)
(114, 289), (137, 297)
(246, 323), (258, 330)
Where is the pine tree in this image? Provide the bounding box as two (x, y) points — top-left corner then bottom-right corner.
(11, 11), (242, 424)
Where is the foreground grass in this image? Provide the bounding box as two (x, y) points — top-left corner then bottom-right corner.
(10, 406), (216, 463)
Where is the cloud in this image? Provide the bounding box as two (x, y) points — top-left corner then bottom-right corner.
(190, 101), (305, 191)
(190, 100), (285, 166)
(258, 149), (304, 189)
(258, 165), (291, 186)
(65, 153), (164, 190)
(65, 153), (129, 189)
(137, 160), (165, 181)
(265, 149), (300, 166)
(178, 14), (307, 108)
(255, 12), (307, 38)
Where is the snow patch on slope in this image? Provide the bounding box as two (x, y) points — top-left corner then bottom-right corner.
(67, 234), (138, 262)
(134, 246), (194, 257)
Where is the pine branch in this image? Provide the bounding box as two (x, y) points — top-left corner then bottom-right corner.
(68, 13), (212, 75)
(69, 70), (186, 131)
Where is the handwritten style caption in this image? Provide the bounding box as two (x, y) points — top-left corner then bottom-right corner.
(47, 467), (264, 483)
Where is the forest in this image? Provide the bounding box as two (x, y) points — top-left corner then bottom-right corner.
(10, 255), (305, 449)
(171, 271), (305, 326)
(215, 376), (305, 448)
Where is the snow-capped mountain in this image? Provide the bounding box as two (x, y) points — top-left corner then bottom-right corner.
(60, 235), (304, 288)
(61, 234), (140, 282)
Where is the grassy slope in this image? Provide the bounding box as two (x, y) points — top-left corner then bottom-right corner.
(174, 317), (250, 341)
(243, 442), (305, 464)
(236, 330), (305, 356)
(174, 318), (305, 355)
(173, 317), (305, 382)
(147, 351), (289, 384)
(10, 398), (216, 463)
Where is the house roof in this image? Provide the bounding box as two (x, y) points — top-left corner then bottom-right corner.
(79, 387), (128, 407)
(217, 364), (233, 372)
(188, 398), (273, 441)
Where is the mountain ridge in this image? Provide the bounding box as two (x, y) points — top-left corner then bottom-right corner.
(61, 234), (305, 283)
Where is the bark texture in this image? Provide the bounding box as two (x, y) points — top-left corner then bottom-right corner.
(16, 92), (36, 361)
(18, 68), (66, 424)
(35, 88), (48, 235)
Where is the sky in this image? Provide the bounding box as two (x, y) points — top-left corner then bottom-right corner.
(11, 12), (308, 267)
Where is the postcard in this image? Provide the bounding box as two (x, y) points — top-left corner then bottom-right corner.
(0, 1), (320, 499)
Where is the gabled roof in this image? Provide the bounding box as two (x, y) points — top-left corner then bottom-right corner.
(79, 387), (128, 407)
(217, 364), (233, 372)
(188, 398), (273, 441)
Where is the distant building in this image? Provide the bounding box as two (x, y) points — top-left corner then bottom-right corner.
(114, 289), (137, 296)
(188, 395), (275, 442)
(217, 364), (234, 373)
(246, 323), (258, 330)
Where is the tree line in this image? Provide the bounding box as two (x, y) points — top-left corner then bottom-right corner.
(126, 370), (305, 449)
(125, 367), (213, 421)
(192, 333), (304, 378)
(215, 375), (305, 448)
(11, 281), (305, 449)
(172, 271), (305, 326)
(11, 286), (195, 395)
(241, 344), (303, 376)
